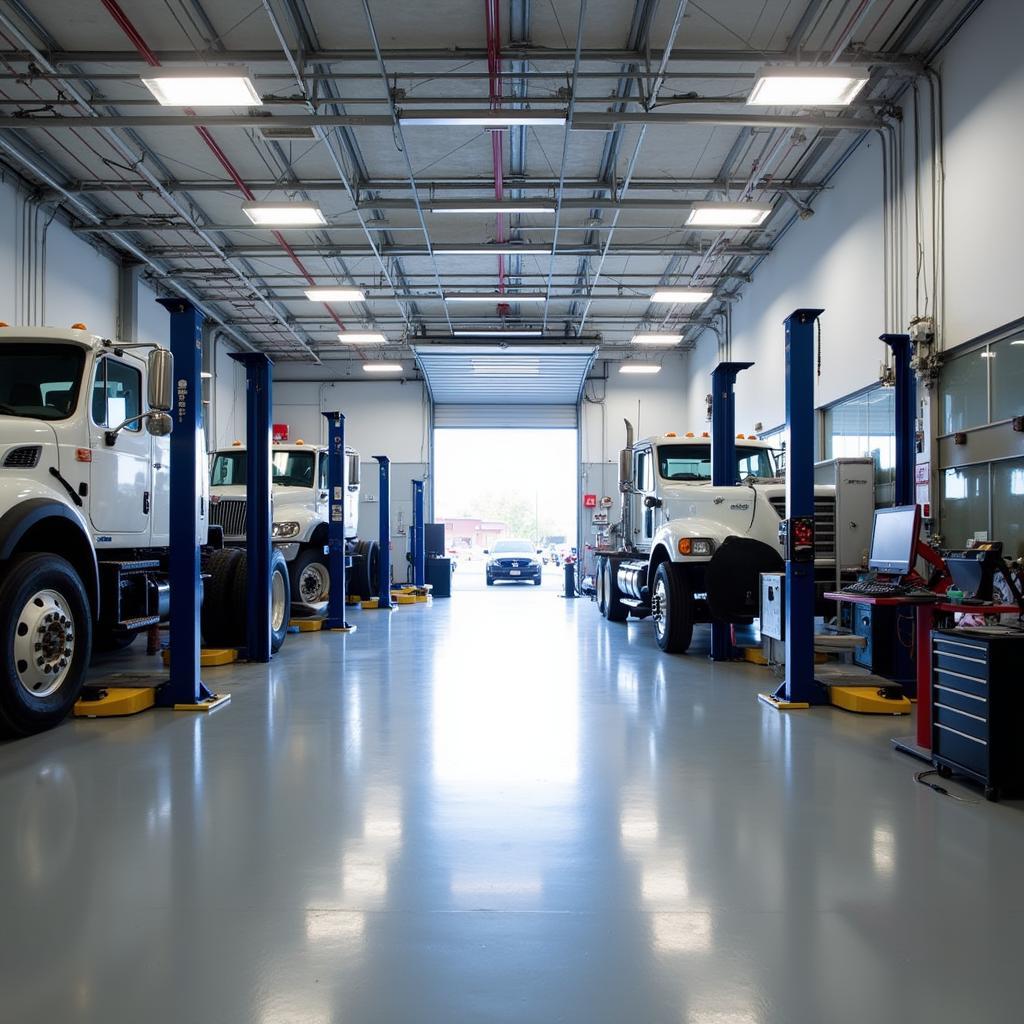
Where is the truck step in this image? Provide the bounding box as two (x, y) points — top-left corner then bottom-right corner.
(118, 615), (161, 632)
(99, 559), (162, 575)
(620, 598), (650, 611)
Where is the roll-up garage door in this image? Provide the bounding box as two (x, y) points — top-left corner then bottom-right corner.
(414, 345), (597, 428)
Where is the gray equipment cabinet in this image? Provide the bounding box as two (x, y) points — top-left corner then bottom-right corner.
(813, 457), (875, 590)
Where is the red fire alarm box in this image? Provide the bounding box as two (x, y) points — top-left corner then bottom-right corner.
(273, 423), (289, 442)
(583, 493), (597, 508)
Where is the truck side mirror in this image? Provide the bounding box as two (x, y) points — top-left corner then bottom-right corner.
(618, 448), (633, 489)
(146, 412), (173, 437)
(347, 452), (361, 489)
(148, 348), (173, 411)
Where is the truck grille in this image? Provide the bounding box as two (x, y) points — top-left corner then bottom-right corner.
(769, 496), (836, 559)
(3, 445), (41, 468)
(209, 497), (247, 539)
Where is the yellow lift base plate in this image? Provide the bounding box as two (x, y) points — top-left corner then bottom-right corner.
(361, 598), (397, 610)
(161, 648), (238, 667)
(829, 685), (911, 715)
(327, 624), (357, 633)
(74, 686), (156, 718)
(390, 592), (417, 605)
(290, 618), (324, 632)
(173, 693), (231, 713)
(757, 692), (811, 711)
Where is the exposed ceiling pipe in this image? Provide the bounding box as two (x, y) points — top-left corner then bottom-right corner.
(96, 0), (345, 353)
(485, 0), (507, 302)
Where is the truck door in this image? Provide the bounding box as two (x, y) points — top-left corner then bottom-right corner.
(634, 447), (657, 546)
(89, 355), (150, 535)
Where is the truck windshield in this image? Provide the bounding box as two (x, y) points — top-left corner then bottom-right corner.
(658, 444), (777, 482)
(0, 343), (86, 421)
(211, 450), (317, 487)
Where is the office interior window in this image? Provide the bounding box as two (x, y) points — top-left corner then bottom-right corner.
(940, 346), (989, 433)
(823, 387), (895, 499)
(992, 458), (1024, 558)
(990, 335), (1024, 423)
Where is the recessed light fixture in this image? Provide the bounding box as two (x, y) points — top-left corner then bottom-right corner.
(619, 363), (661, 374)
(649, 289), (713, 303)
(747, 65), (870, 107)
(306, 287), (366, 302)
(200, 371), (213, 379)
(140, 68), (262, 107)
(686, 203), (772, 228)
(980, 351), (995, 358)
(1010, 339), (1024, 346)
(437, 246), (553, 256)
(444, 293), (547, 302)
(400, 114), (566, 127)
(452, 329), (543, 337)
(631, 333), (682, 346)
(429, 205), (555, 214)
(363, 363), (403, 373)
(241, 201), (326, 226)
(338, 332), (388, 344)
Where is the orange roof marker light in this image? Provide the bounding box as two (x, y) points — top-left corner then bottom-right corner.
(0, 321), (8, 328)
(232, 440), (242, 446)
(665, 432), (677, 438)
(296, 439), (304, 445)
(747, 434), (758, 440)
(702, 432), (710, 437)
(684, 432), (695, 438)
(71, 322), (88, 330)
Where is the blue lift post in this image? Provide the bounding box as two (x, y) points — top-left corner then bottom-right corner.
(762, 308), (827, 710)
(411, 480), (426, 587)
(230, 352), (274, 663)
(881, 334), (916, 506)
(710, 360), (754, 661)
(373, 456), (394, 609)
(157, 297), (227, 710)
(323, 411), (354, 632)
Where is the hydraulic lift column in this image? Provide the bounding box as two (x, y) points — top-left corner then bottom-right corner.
(762, 308), (827, 709)
(230, 352), (274, 663)
(373, 455), (394, 609)
(710, 360), (753, 661)
(157, 297), (226, 709)
(323, 411), (354, 632)
(411, 479), (425, 587)
(881, 333), (916, 506)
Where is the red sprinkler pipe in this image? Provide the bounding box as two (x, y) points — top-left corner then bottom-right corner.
(98, 0), (348, 333)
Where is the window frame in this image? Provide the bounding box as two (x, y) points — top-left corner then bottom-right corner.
(91, 355), (143, 433)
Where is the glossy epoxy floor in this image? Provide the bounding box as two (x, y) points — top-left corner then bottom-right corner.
(2, 587), (1023, 1024)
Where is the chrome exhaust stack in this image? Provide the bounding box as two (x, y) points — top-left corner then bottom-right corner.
(618, 418), (635, 552)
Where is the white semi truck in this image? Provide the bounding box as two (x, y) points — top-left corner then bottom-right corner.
(0, 325), (289, 737)
(594, 422), (866, 653)
(209, 442), (378, 605)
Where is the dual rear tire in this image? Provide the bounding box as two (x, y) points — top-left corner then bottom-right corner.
(202, 547), (290, 653)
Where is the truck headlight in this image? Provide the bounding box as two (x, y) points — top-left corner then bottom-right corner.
(272, 521), (301, 539)
(678, 537), (714, 556)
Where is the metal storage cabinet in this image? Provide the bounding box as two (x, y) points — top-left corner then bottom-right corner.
(931, 629), (1024, 801)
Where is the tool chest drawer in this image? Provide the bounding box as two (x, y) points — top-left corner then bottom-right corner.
(930, 628), (1024, 801)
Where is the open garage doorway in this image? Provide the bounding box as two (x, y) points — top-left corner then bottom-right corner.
(433, 428), (578, 593)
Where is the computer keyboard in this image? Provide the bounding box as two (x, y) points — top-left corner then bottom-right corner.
(839, 579), (937, 598)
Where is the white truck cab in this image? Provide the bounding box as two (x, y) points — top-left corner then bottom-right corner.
(0, 325), (288, 737)
(209, 441), (373, 605)
(596, 426), (845, 653)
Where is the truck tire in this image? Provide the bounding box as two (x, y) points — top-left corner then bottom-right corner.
(230, 549), (290, 654)
(201, 547), (244, 648)
(596, 558), (608, 615)
(604, 559), (628, 623)
(0, 553), (93, 737)
(291, 547), (330, 604)
(652, 561), (693, 654)
(350, 539), (379, 599)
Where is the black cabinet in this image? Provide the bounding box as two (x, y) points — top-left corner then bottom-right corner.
(840, 601), (917, 692)
(931, 629), (1024, 801)
(426, 557), (452, 599)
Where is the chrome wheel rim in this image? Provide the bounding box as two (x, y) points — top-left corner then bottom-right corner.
(14, 589), (75, 698)
(298, 562), (330, 603)
(272, 570), (288, 631)
(652, 576), (668, 640)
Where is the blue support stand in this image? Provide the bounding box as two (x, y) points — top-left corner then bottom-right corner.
(411, 480), (425, 587)
(229, 352), (274, 663)
(373, 455), (394, 609)
(323, 411), (353, 631)
(157, 297), (223, 709)
(881, 334), (916, 507)
(764, 309), (827, 709)
(710, 360), (754, 660)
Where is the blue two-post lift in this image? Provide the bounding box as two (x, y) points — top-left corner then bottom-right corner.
(322, 411), (356, 633)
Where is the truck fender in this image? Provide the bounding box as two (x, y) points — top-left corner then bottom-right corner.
(0, 498), (100, 615)
(653, 517), (736, 562)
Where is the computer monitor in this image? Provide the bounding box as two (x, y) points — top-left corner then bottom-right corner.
(867, 504), (921, 576)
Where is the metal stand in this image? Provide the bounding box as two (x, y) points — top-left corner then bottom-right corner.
(372, 455), (394, 609)
(762, 309), (827, 710)
(710, 360), (753, 660)
(323, 411), (354, 632)
(230, 352), (273, 663)
(881, 333), (915, 507)
(411, 479), (425, 587)
(157, 297), (227, 710)
(563, 560), (577, 598)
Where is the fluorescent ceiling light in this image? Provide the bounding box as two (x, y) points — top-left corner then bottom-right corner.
(1011, 339), (1024, 346)
(438, 246), (553, 256)
(649, 289), (713, 303)
(338, 332), (388, 344)
(619, 363), (661, 374)
(363, 363), (403, 372)
(980, 351), (995, 358)
(306, 287), (366, 302)
(686, 202), (772, 228)
(141, 68), (262, 107)
(632, 333), (682, 346)
(452, 329), (543, 337)
(400, 114), (566, 127)
(430, 205), (554, 214)
(748, 65), (870, 107)
(242, 201), (326, 226)
(444, 293), (547, 302)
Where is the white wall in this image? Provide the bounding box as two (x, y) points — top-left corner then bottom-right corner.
(42, 218), (118, 338)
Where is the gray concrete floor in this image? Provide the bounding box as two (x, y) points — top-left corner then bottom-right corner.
(2, 585), (1022, 1023)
